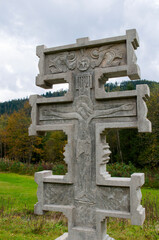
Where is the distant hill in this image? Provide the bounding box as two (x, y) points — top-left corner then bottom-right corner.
(105, 79), (159, 92)
(0, 90), (67, 115)
(0, 98), (28, 115)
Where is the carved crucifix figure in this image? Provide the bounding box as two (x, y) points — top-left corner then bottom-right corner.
(29, 29), (151, 240)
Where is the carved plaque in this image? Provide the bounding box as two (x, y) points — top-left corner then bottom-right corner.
(44, 43), (126, 75)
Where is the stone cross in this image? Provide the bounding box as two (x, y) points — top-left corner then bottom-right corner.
(29, 29), (151, 240)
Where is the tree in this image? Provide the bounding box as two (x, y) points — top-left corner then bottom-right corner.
(4, 102), (43, 163)
(43, 131), (67, 164)
(0, 114), (8, 158)
(137, 88), (159, 167)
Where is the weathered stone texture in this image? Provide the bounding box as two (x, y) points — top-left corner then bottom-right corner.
(30, 29), (151, 240)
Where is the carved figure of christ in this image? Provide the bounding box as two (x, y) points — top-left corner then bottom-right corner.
(42, 102), (135, 123)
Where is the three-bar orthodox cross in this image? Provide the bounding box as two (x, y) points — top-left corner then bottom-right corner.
(29, 29), (151, 240)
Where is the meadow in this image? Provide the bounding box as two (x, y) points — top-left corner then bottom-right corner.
(0, 172), (159, 240)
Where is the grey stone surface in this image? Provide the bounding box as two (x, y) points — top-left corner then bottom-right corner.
(29, 29), (151, 240)
(55, 232), (68, 240)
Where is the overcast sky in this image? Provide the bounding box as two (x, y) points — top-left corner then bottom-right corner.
(0, 0), (159, 102)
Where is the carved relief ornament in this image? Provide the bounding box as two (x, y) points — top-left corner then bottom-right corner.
(48, 44), (126, 74)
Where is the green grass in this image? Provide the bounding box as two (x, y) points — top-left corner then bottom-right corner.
(0, 172), (159, 239)
(0, 172), (37, 211)
(142, 187), (159, 199)
(0, 173), (67, 239)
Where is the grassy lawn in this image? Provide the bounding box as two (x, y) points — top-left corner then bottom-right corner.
(0, 172), (67, 239)
(0, 172), (159, 239)
(0, 173), (37, 211)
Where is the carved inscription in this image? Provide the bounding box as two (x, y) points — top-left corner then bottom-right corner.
(76, 74), (92, 89)
(97, 186), (130, 212)
(44, 183), (74, 205)
(45, 43), (126, 74)
(76, 73), (92, 96)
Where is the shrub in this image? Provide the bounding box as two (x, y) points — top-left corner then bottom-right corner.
(107, 162), (137, 177)
(52, 164), (67, 175)
(0, 158), (159, 188)
(0, 158), (10, 171)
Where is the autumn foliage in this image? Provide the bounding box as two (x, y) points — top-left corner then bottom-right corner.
(0, 101), (66, 164)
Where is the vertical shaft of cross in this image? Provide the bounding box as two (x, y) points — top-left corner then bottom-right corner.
(73, 75), (97, 229)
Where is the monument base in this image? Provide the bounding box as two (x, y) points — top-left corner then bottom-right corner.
(55, 232), (115, 240)
(55, 232), (68, 240)
(105, 234), (115, 240)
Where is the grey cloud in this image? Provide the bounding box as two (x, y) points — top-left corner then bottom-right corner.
(0, 0), (159, 101)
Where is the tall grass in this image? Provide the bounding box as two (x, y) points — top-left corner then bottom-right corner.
(107, 192), (159, 239)
(0, 194), (158, 239)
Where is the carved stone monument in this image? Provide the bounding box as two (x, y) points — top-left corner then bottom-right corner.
(29, 29), (151, 240)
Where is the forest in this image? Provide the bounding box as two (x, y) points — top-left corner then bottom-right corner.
(0, 80), (159, 170)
